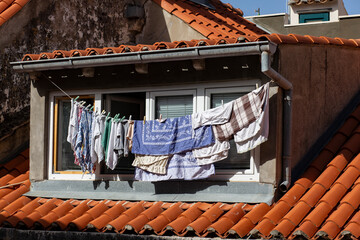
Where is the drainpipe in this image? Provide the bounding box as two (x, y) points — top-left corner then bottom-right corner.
(261, 50), (293, 192)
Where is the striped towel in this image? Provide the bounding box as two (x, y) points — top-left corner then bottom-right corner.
(213, 83), (269, 141)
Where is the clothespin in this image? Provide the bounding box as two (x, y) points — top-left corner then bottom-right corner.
(106, 112), (111, 119)
(159, 114), (162, 121)
(74, 96), (79, 101)
(143, 116), (146, 124)
(85, 104), (92, 110)
(80, 101), (86, 107)
(101, 110), (106, 115)
(120, 116), (126, 122)
(221, 100), (224, 107)
(256, 83), (259, 89)
(113, 114), (119, 122)
(129, 115), (132, 121)
(90, 106), (94, 111)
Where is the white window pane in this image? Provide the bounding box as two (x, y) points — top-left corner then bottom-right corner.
(156, 95), (193, 119)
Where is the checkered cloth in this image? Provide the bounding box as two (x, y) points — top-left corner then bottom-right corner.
(213, 83), (269, 141)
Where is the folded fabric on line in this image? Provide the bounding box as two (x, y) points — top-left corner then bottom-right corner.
(132, 115), (215, 155)
(192, 101), (233, 129)
(134, 151), (215, 181)
(132, 154), (170, 175)
(234, 82), (269, 153)
(213, 83), (269, 141)
(193, 139), (230, 165)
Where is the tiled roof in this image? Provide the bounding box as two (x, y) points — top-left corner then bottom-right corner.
(21, 33), (360, 61)
(152, 0), (266, 38)
(0, 104), (359, 239)
(288, 0), (334, 5)
(0, 0), (30, 27)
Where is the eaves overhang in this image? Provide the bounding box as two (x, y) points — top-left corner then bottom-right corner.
(11, 41), (277, 73)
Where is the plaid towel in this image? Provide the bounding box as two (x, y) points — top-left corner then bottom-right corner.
(213, 83), (269, 141)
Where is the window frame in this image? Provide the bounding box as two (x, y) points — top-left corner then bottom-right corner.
(299, 12), (330, 23)
(48, 79), (262, 181)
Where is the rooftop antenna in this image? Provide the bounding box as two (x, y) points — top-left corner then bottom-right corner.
(255, 8), (260, 15)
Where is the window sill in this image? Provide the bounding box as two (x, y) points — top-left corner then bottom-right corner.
(26, 180), (275, 204)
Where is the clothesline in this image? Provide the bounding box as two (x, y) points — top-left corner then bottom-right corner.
(65, 83), (270, 182)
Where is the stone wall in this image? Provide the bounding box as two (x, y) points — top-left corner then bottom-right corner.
(0, 0), (163, 155)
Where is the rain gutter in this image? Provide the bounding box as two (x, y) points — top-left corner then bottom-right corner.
(11, 41), (276, 72)
(261, 51), (293, 192)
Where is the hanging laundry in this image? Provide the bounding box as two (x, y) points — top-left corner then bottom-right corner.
(213, 83), (269, 141)
(132, 154), (170, 175)
(101, 117), (112, 160)
(73, 105), (83, 166)
(127, 120), (134, 151)
(74, 107), (93, 172)
(67, 99), (78, 150)
(90, 113), (106, 164)
(114, 120), (130, 159)
(192, 139), (230, 165)
(134, 151), (215, 181)
(192, 101), (233, 129)
(105, 120), (119, 170)
(131, 115), (215, 156)
(234, 82), (269, 153)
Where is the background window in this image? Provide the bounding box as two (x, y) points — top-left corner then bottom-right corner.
(299, 12), (329, 23)
(102, 92), (145, 174)
(155, 95), (193, 119)
(54, 96), (94, 172)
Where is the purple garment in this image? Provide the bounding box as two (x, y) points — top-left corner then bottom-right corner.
(134, 151), (215, 181)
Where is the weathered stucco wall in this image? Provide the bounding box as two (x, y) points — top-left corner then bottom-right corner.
(137, 3), (205, 44)
(1, 0), (203, 159)
(278, 44), (360, 170)
(247, 14), (360, 38)
(0, 0), (133, 140)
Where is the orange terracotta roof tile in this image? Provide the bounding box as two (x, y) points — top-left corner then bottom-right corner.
(0, 112), (358, 240)
(227, 203), (271, 238)
(3, 197), (41, 227)
(105, 201), (145, 233)
(186, 202), (224, 236)
(52, 199), (91, 230)
(206, 203), (245, 237)
(143, 202), (183, 234)
(34, 200), (74, 229)
(87, 201), (126, 231)
(165, 202), (203, 235)
(124, 201), (163, 233)
(18, 198), (61, 229)
(0, 0), (30, 27)
(69, 201), (109, 231)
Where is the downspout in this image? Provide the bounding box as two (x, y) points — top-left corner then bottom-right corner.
(261, 50), (293, 192)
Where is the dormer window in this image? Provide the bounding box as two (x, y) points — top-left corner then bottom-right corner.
(299, 11), (330, 23)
